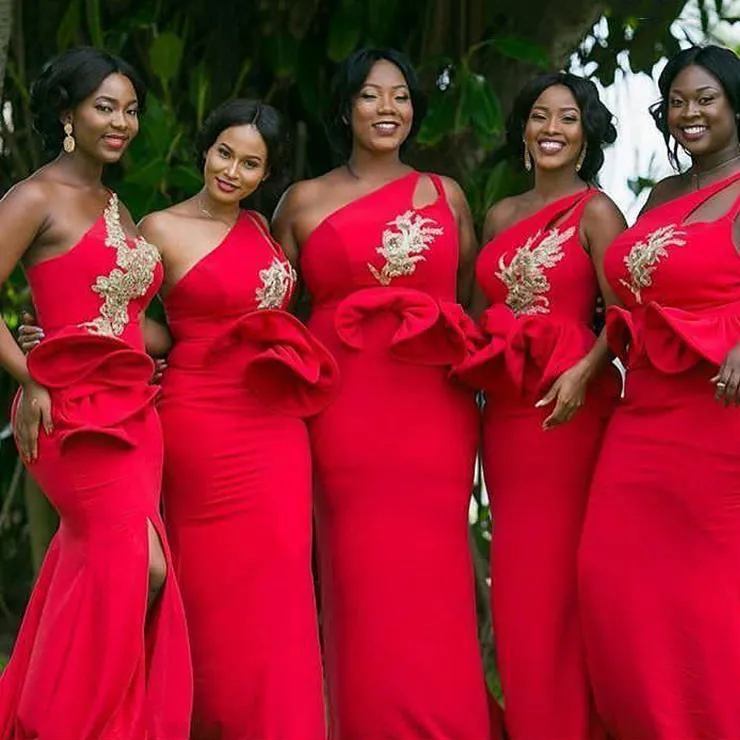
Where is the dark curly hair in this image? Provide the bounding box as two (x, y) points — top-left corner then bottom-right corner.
(650, 45), (740, 170)
(505, 71), (616, 183)
(30, 46), (146, 156)
(195, 98), (291, 216)
(326, 47), (427, 160)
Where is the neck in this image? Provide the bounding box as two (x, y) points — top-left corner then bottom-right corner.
(346, 145), (409, 182)
(532, 166), (586, 201)
(52, 151), (105, 187)
(691, 140), (740, 175)
(198, 188), (240, 223)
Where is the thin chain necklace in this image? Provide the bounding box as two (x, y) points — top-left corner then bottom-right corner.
(198, 194), (238, 227)
(688, 147), (740, 189)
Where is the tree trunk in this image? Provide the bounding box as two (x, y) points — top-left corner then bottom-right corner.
(0, 0), (13, 101)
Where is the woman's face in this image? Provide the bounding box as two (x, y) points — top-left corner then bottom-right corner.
(350, 59), (413, 155)
(667, 64), (738, 158)
(524, 84), (585, 173)
(65, 73), (140, 163)
(202, 124), (268, 205)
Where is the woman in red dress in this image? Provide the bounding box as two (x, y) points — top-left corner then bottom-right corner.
(0, 48), (191, 739)
(138, 99), (337, 740)
(455, 72), (624, 740)
(579, 45), (740, 739)
(273, 48), (494, 739)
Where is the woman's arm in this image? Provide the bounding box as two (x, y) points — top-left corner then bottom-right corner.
(0, 182), (54, 459)
(440, 177), (478, 308)
(537, 193), (627, 429)
(272, 182), (312, 319)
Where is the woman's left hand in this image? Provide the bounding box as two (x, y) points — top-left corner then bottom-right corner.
(712, 343), (740, 406)
(536, 361), (591, 430)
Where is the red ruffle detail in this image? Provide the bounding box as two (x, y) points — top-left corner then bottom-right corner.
(606, 302), (740, 373)
(25, 329), (157, 448)
(334, 287), (480, 367)
(207, 309), (339, 417)
(455, 305), (599, 397)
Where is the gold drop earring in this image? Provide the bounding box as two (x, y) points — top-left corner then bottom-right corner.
(523, 145), (532, 172)
(63, 122), (75, 153)
(576, 144), (587, 172)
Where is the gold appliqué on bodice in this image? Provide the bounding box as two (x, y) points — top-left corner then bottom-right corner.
(496, 226), (573, 316)
(256, 257), (296, 309)
(368, 210), (443, 286)
(618, 224), (687, 304)
(85, 194), (161, 337)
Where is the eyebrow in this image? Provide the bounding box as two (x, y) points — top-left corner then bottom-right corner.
(95, 95), (138, 106)
(531, 105), (580, 113)
(670, 86), (720, 95)
(361, 83), (409, 90)
(216, 142), (264, 160)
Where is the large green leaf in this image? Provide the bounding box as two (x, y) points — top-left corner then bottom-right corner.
(265, 34), (299, 79)
(465, 74), (503, 139)
(149, 31), (184, 85)
(489, 36), (549, 67)
(326, 5), (362, 63)
(417, 88), (457, 147)
(56, 0), (83, 51)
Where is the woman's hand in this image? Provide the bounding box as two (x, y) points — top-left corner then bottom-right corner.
(15, 380), (53, 463)
(17, 311), (44, 354)
(536, 360), (592, 430)
(152, 358), (167, 384)
(712, 343), (740, 406)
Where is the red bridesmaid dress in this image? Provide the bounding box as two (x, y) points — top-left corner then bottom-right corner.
(455, 189), (617, 740)
(579, 171), (740, 739)
(158, 210), (337, 740)
(300, 171), (493, 740)
(0, 193), (192, 739)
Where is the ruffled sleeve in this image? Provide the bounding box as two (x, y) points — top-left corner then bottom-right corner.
(606, 301), (740, 374)
(25, 329), (158, 448)
(206, 309), (339, 417)
(454, 304), (602, 397)
(334, 286), (482, 367)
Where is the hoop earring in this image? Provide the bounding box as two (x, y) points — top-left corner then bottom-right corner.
(575, 144), (587, 172)
(63, 122), (75, 153)
(523, 146), (532, 172)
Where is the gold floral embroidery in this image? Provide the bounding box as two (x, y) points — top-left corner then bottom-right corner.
(85, 194), (161, 337)
(618, 224), (687, 304)
(496, 226), (574, 316)
(256, 257), (296, 309)
(368, 210), (443, 286)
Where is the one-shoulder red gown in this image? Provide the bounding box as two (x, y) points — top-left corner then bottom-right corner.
(158, 211), (337, 740)
(455, 190), (617, 740)
(300, 172), (493, 739)
(0, 193), (192, 739)
(579, 172), (740, 739)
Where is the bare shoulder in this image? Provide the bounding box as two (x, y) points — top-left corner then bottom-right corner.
(274, 173), (335, 217)
(436, 174), (467, 207)
(582, 190), (626, 225)
(483, 195), (521, 237)
(138, 208), (186, 253)
(641, 173), (684, 214)
(1, 176), (53, 217)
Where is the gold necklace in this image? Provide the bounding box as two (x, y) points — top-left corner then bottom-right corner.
(689, 148), (740, 189)
(197, 195), (238, 227)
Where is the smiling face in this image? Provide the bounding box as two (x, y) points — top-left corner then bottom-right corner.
(667, 64), (738, 158)
(202, 123), (268, 205)
(350, 59), (413, 155)
(523, 83), (584, 173)
(64, 72), (140, 163)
